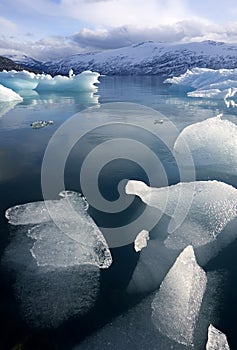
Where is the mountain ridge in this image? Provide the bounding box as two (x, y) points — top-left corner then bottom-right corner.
(4, 40), (237, 77)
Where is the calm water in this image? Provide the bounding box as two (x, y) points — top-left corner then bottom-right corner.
(0, 76), (237, 349)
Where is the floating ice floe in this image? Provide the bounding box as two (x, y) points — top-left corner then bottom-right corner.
(0, 83), (23, 102)
(165, 67), (237, 102)
(151, 246), (207, 346)
(5, 190), (112, 269)
(75, 255), (222, 350)
(134, 229), (150, 252)
(30, 120), (54, 129)
(4, 191), (112, 327)
(206, 324), (230, 350)
(0, 69), (100, 93)
(174, 114), (237, 175)
(126, 179), (237, 294)
(126, 180), (237, 249)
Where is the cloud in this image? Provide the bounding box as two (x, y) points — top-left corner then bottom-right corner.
(70, 21), (237, 51)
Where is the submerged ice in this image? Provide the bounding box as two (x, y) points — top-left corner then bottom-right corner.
(151, 246), (207, 346)
(126, 180), (237, 249)
(174, 115), (237, 175)
(5, 190), (112, 269)
(4, 191), (112, 328)
(206, 324), (230, 350)
(0, 69), (100, 94)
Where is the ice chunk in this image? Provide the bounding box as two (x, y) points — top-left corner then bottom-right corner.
(206, 324), (230, 350)
(5, 191), (112, 269)
(174, 115), (237, 175)
(151, 246), (207, 346)
(30, 120), (54, 129)
(134, 229), (149, 252)
(0, 83), (23, 102)
(126, 180), (237, 249)
(165, 67), (237, 104)
(0, 69), (100, 92)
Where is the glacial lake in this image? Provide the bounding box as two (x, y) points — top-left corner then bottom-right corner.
(0, 75), (237, 349)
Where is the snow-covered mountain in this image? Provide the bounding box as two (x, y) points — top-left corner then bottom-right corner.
(6, 40), (237, 77)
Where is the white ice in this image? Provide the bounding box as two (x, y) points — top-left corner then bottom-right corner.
(0, 83), (23, 102)
(165, 67), (237, 101)
(126, 180), (237, 249)
(0, 69), (100, 93)
(174, 115), (237, 175)
(151, 246), (207, 346)
(75, 247), (213, 350)
(206, 324), (230, 350)
(134, 229), (150, 252)
(5, 190), (112, 269)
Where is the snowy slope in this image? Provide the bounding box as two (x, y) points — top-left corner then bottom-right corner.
(7, 40), (237, 77)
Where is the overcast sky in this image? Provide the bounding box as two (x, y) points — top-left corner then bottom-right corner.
(0, 0), (237, 60)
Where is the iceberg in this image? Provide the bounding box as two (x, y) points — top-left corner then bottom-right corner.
(0, 83), (23, 102)
(0, 69), (100, 93)
(126, 180), (237, 249)
(5, 190), (112, 269)
(151, 246), (207, 346)
(165, 67), (237, 102)
(30, 120), (54, 129)
(206, 324), (230, 350)
(174, 115), (237, 175)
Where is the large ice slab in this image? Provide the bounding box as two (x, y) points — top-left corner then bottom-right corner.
(206, 324), (230, 350)
(126, 180), (237, 249)
(151, 246), (207, 346)
(165, 67), (237, 101)
(5, 191), (112, 269)
(0, 69), (100, 93)
(174, 115), (237, 175)
(0, 83), (23, 102)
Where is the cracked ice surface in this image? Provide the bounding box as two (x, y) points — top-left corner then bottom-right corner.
(151, 246), (207, 346)
(5, 190), (112, 269)
(206, 324), (230, 350)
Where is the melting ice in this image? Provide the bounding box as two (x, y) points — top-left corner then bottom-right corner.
(0, 69), (100, 95)
(4, 191), (112, 327)
(126, 180), (237, 249)
(0, 83), (23, 102)
(151, 246), (207, 346)
(174, 114), (237, 176)
(206, 324), (230, 350)
(5, 190), (112, 269)
(165, 67), (237, 101)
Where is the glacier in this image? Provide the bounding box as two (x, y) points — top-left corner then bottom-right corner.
(151, 246), (207, 346)
(174, 114), (237, 175)
(3, 190), (112, 327)
(206, 324), (230, 350)
(165, 67), (237, 101)
(0, 83), (23, 102)
(0, 69), (100, 94)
